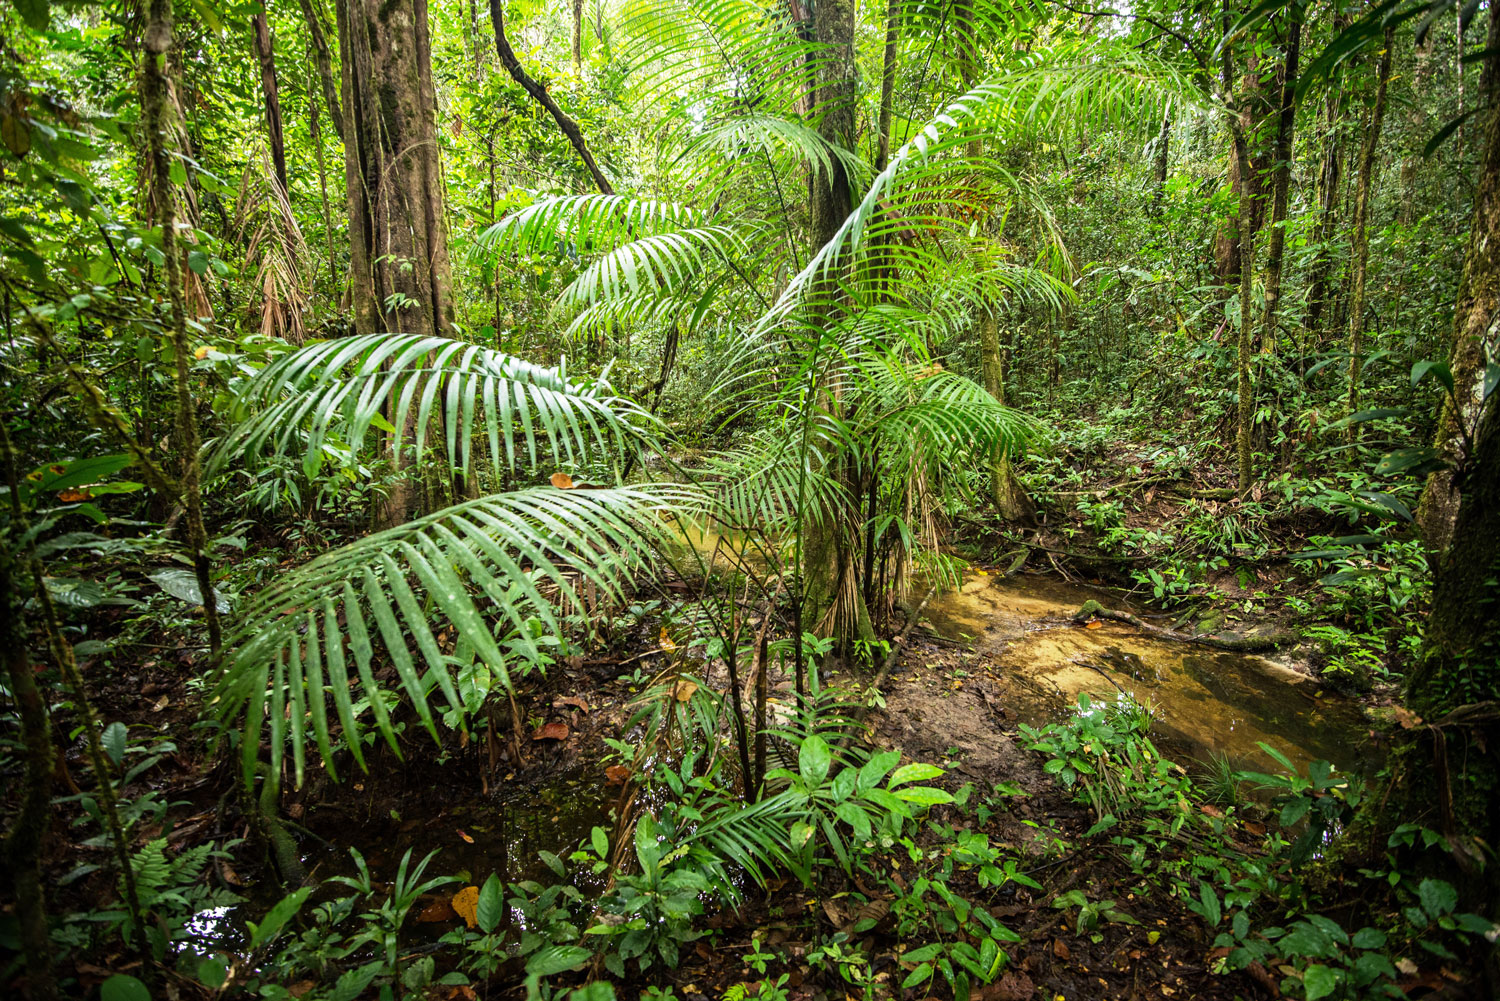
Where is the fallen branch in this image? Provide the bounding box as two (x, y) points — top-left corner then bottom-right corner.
(1071, 599), (1297, 652)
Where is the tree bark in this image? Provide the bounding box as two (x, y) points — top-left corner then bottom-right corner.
(1417, 13), (1500, 552)
(489, 0), (613, 194)
(809, 0), (857, 254)
(1258, 12), (1302, 356)
(979, 306), (1030, 520)
(1149, 106), (1171, 215)
(297, 0), (344, 141)
(145, 0), (221, 652)
(1303, 87), (1345, 339)
(307, 64), (338, 293)
(1344, 26), (1394, 430)
(252, 12), (289, 194)
(0, 431), (55, 1001)
(875, 0), (899, 173)
(336, 0), (455, 526)
(571, 0), (583, 72)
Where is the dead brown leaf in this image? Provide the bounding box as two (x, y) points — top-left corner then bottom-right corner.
(533, 722), (569, 741)
(1052, 938), (1071, 960)
(549, 472), (575, 489)
(451, 886), (479, 929)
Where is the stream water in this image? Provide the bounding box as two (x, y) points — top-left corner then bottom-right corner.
(921, 571), (1376, 776)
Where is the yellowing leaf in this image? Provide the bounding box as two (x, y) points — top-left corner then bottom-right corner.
(673, 679), (698, 702)
(659, 627), (677, 652)
(451, 886), (479, 929)
(549, 471), (575, 489)
(193, 345), (210, 360)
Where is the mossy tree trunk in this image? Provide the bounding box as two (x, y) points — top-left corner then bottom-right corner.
(336, 0), (455, 526)
(1258, 11), (1302, 356)
(1417, 10), (1500, 552)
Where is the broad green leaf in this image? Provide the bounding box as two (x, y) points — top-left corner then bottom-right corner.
(102, 721), (127, 767)
(888, 762), (944, 787)
(247, 887), (312, 950)
(798, 734), (832, 787)
(524, 945), (592, 977)
(100, 974), (150, 1001)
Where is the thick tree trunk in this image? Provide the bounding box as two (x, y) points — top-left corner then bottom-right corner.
(297, 0), (344, 140)
(809, 0), (857, 254)
(252, 12), (289, 193)
(489, 0), (613, 194)
(336, 0), (455, 526)
(1232, 126), (1257, 494)
(1417, 16), (1500, 552)
(1258, 13), (1302, 356)
(1344, 27), (1394, 430)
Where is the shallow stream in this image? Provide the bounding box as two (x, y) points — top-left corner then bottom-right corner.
(921, 571), (1375, 776)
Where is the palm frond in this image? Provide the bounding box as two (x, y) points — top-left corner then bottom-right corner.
(211, 484), (698, 789)
(207, 333), (657, 488)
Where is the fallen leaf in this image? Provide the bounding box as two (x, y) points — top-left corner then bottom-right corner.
(445, 986), (477, 1000)
(984, 971), (1034, 1001)
(659, 627), (677, 652)
(1201, 804), (1224, 818)
(673, 679), (698, 702)
(1052, 938), (1071, 960)
(1085, 620), (1103, 630)
(533, 722), (569, 741)
(456, 829), (475, 843)
(288, 981), (316, 998)
(451, 886), (479, 928)
(605, 764), (631, 785)
(418, 897), (458, 923)
(1392, 706), (1423, 729)
(549, 472), (575, 489)
(1243, 820), (1267, 836)
(555, 695), (590, 712)
(152, 695), (170, 712)
(1395, 958), (1418, 976)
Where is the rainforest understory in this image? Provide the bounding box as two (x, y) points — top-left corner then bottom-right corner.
(3, 1), (1500, 1001)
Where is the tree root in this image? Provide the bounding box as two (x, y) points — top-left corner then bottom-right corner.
(1071, 600), (1297, 652)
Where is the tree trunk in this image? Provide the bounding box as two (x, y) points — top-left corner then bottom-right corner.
(252, 12), (289, 193)
(1304, 86), (1345, 339)
(336, 0), (455, 526)
(1258, 13), (1302, 356)
(875, 0), (899, 173)
(1149, 106), (1171, 215)
(571, 0), (583, 72)
(979, 307), (1030, 520)
(489, 0), (613, 194)
(297, 0), (344, 140)
(1, 436), (55, 1001)
(809, 0), (857, 254)
(307, 65), (339, 293)
(1344, 26), (1394, 430)
(1417, 14), (1500, 552)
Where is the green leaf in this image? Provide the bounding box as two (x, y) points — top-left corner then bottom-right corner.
(100, 974), (151, 1001)
(1418, 878), (1457, 919)
(196, 956), (229, 989)
(247, 887), (312, 950)
(538, 850), (566, 879)
(102, 721), (127, 766)
(569, 985), (617, 1001)
(524, 945), (592, 976)
(476, 874), (505, 934)
(1197, 882), (1221, 928)
(1411, 360), (1454, 392)
(1302, 963), (1339, 1001)
(1351, 926), (1386, 950)
(12, 0), (50, 32)
(894, 786), (954, 807)
(591, 826), (609, 859)
(888, 762), (945, 787)
(149, 568), (231, 613)
(798, 734), (832, 787)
